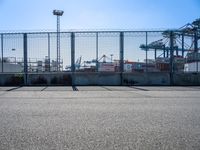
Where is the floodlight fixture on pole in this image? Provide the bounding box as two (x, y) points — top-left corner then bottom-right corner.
(53, 10), (64, 16)
(53, 9), (64, 71)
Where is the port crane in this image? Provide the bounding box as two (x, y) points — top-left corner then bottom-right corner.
(140, 18), (200, 60)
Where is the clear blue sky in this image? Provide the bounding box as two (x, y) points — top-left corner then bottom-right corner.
(0, 0), (199, 31)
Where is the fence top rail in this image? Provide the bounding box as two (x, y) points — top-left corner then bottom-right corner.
(0, 29), (183, 35)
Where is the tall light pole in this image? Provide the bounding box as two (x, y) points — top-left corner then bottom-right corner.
(53, 9), (64, 71)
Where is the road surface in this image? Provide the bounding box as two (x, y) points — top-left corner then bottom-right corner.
(0, 86), (200, 150)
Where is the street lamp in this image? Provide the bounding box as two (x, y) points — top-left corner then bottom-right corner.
(53, 9), (64, 71)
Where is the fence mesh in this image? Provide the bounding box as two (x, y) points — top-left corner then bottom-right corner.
(1, 34), (23, 73)
(0, 31), (199, 73)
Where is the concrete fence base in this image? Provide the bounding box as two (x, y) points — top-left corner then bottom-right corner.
(0, 72), (200, 86)
(173, 73), (200, 85)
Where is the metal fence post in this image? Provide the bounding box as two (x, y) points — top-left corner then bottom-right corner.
(23, 33), (28, 85)
(194, 32), (198, 72)
(182, 33), (184, 57)
(163, 45), (166, 58)
(48, 33), (51, 72)
(145, 32), (148, 72)
(71, 32), (75, 85)
(154, 49), (157, 60)
(96, 32), (99, 72)
(170, 31), (174, 85)
(1, 34), (3, 73)
(120, 32), (124, 85)
(71, 32), (75, 72)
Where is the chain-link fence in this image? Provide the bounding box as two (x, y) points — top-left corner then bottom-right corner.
(0, 31), (199, 74)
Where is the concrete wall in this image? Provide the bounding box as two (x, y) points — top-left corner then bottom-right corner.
(74, 72), (121, 85)
(27, 73), (72, 85)
(0, 72), (200, 86)
(123, 72), (170, 85)
(0, 74), (24, 86)
(173, 73), (200, 85)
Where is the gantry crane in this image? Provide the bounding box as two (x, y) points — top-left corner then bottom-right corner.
(140, 18), (200, 60)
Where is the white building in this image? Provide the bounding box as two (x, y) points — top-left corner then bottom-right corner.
(0, 63), (23, 72)
(184, 62), (200, 72)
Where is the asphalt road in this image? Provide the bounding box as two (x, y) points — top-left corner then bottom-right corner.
(0, 86), (200, 150)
